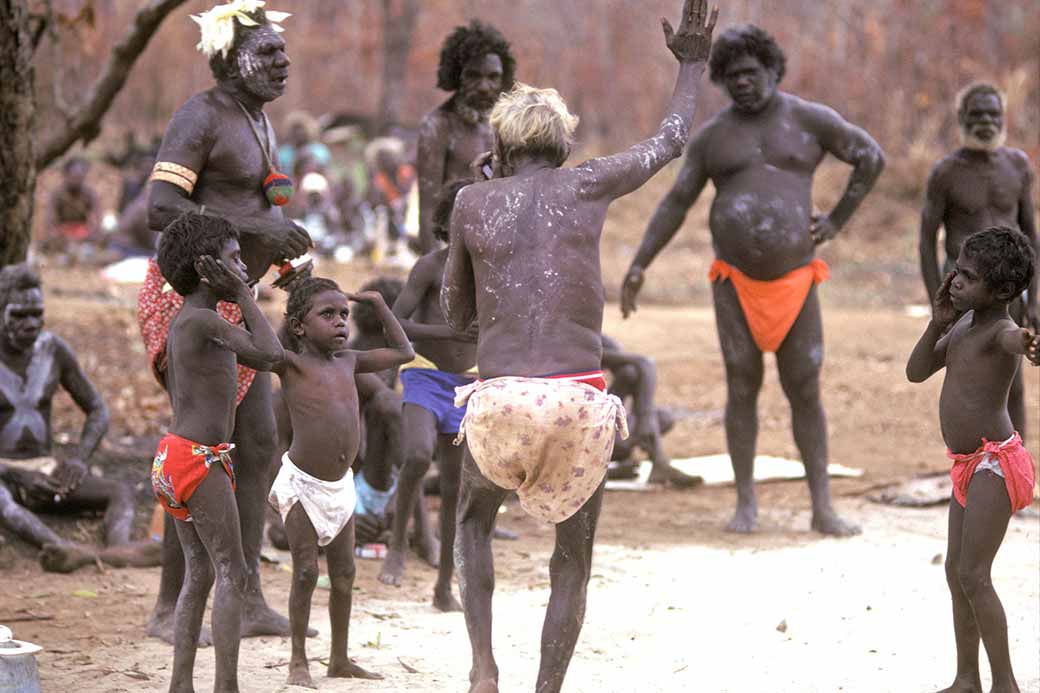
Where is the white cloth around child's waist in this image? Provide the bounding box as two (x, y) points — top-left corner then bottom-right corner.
(268, 452), (356, 547)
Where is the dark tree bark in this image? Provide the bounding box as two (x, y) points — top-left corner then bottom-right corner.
(0, 0), (36, 266)
(35, 0), (189, 170)
(378, 0), (419, 132)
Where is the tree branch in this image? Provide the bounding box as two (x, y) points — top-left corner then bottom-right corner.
(34, 0), (189, 170)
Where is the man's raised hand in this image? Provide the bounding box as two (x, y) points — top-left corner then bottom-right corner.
(662, 0), (718, 64)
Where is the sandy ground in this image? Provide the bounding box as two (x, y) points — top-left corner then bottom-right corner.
(1, 276), (1038, 692)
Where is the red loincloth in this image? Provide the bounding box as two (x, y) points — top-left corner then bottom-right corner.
(151, 433), (235, 521)
(948, 433), (1036, 514)
(708, 258), (830, 353)
(137, 259), (255, 406)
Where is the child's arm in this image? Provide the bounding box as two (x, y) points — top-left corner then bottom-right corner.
(393, 256), (477, 342)
(349, 291), (415, 373)
(197, 256), (285, 368)
(996, 323), (1040, 365)
(906, 273), (960, 382)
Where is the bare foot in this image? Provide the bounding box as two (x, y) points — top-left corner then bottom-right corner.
(433, 587), (463, 612)
(931, 678), (982, 693)
(725, 502), (758, 533)
(286, 659), (316, 689)
(326, 658), (383, 679)
(415, 533), (440, 568)
(146, 607), (213, 647)
(647, 464), (703, 489)
(470, 679), (499, 693)
(811, 511), (862, 537)
(39, 543), (95, 573)
(492, 526), (519, 541)
(241, 601), (316, 638)
(378, 547), (406, 586)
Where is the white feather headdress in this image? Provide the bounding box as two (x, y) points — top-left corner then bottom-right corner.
(192, 0), (290, 59)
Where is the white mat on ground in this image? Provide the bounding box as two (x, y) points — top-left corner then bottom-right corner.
(101, 256), (151, 283)
(606, 454), (863, 491)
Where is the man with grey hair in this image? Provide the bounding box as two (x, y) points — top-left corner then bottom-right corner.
(919, 82), (1037, 437)
(442, 3), (716, 691)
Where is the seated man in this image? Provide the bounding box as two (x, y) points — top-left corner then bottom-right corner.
(0, 264), (159, 572)
(601, 335), (698, 487)
(43, 157), (101, 255)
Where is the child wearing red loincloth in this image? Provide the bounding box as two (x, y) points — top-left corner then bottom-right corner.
(907, 225), (1038, 693)
(149, 212), (284, 693)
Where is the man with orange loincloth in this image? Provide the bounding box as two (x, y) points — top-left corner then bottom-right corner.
(137, 0), (311, 644)
(622, 24), (885, 536)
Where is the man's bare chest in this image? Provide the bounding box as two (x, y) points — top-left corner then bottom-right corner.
(200, 123), (271, 193)
(708, 123), (823, 179)
(945, 166), (1021, 217)
(444, 123), (493, 174)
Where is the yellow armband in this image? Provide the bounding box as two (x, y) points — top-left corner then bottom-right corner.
(149, 161), (199, 195)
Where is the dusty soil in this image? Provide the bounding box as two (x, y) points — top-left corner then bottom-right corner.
(2, 164), (1038, 691)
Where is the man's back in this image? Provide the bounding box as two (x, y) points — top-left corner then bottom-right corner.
(454, 169), (606, 379)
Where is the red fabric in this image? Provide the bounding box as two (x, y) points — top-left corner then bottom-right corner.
(372, 164), (416, 204)
(56, 222), (90, 241)
(708, 258), (830, 353)
(137, 259), (255, 406)
(545, 370), (608, 392)
(151, 433), (235, 521)
(948, 433), (1036, 513)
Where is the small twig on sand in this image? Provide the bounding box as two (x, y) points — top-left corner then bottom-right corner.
(398, 657), (420, 673)
(264, 656), (326, 669)
(0, 612), (54, 622)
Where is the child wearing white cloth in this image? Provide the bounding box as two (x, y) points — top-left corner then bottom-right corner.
(269, 452), (357, 547)
(268, 277), (413, 688)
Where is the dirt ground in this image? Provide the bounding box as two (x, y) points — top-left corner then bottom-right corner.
(1, 269), (1037, 692)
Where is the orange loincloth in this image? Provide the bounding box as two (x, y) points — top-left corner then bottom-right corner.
(136, 259), (256, 406)
(708, 258), (830, 353)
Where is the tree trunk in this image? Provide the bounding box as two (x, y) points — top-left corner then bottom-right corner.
(378, 0), (419, 132)
(0, 0), (37, 266)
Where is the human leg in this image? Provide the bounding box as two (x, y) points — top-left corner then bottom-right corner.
(178, 465), (248, 693)
(283, 503), (319, 688)
(535, 483), (605, 693)
(169, 519), (215, 693)
(0, 478), (65, 547)
(231, 372), (296, 637)
(776, 287), (859, 536)
(325, 518), (382, 679)
(58, 474), (135, 546)
(935, 498), (982, 693)
(957, 471), (1018, 693)
(712, 281), (764, 532)
(147, 514), (205, 645)
(433, 435), (463, 612)
(378, 403), (437, 586)
(456, 450), (508, 692)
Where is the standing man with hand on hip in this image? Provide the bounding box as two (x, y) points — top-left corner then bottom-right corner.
(622, 23), (884, 536)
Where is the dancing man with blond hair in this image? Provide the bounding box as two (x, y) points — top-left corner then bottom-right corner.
(442, 3), (717, 691)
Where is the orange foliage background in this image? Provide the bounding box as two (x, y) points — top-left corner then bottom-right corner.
(30, 0), (1039, 163)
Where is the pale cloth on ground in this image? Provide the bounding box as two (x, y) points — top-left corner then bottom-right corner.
(453, 376), (628, 524)
(268, 452), (357, 547)
(0, 456), (58, 475)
